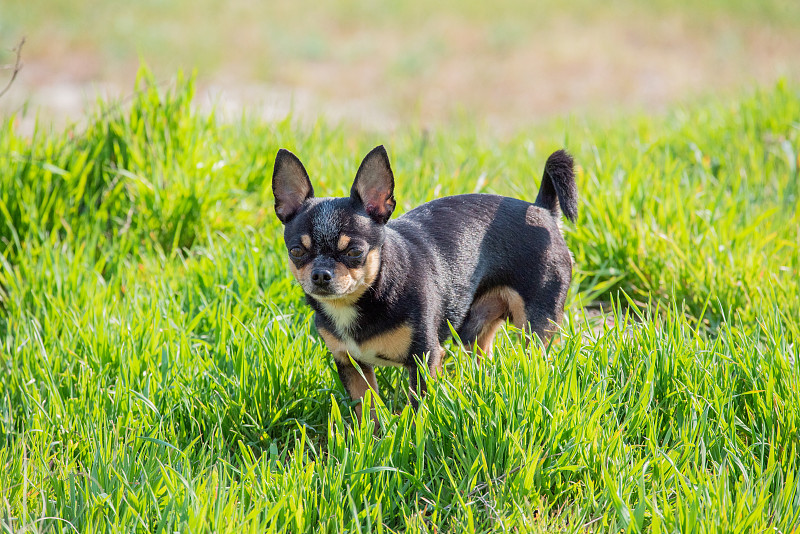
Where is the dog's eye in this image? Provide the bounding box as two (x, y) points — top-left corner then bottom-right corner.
(289, 247), (306, 258)
(346, 248), (364, 258)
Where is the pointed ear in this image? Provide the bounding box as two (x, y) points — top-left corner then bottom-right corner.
(272, 149), (314, 223)
(350, 145), (396, 224)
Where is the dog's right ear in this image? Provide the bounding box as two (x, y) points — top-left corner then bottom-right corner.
(272, 149), (314, 223)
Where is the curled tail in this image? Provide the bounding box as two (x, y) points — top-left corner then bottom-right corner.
(534, 149), (578, 223)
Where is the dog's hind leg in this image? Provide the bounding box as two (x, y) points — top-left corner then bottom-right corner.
(458, 286), (527, 364)
(519, 287), (567, 355)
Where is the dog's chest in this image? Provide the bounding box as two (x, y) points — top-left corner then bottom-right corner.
(316, 305), (413, 368)
(331, 334), (406, 368)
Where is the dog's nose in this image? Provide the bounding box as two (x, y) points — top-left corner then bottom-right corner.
(311, 268), (333, 287)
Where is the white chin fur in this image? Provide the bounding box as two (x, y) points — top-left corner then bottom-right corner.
(318, 300), (359, 332)
(308, 283), (364, 332)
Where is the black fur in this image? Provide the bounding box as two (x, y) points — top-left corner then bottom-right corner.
(272, 148), (314, 223)
(273, 146), (577, 413)
(534, 149), (578, 222)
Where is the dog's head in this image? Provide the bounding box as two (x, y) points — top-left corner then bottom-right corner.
(272, 146), (396, 304)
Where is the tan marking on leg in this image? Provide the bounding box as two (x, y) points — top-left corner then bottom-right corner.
(318, 327), (348, 355)
(337, 234), (351, 251)
(359, 323), (414, 363)
(495, 286), (527, 327)
(476, 320), (504, 356)
(429, 345), (445, 377)
(466, 286), (528, 362)
(466, 290), (505, 360)
(300, 234), (311, 249)
(335, 352), (380, 428)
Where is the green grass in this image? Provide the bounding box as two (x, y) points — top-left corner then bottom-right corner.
(1, 69), (799, 532)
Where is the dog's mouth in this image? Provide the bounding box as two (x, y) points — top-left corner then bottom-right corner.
(308, 280), (365, 302)
(310, 287), (338, 298)
(310, 286), (352, 299)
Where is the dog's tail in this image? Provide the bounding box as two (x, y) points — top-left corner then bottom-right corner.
(534, 149), (578, 223)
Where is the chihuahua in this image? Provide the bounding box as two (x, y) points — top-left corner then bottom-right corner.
(272, 146), (577, 423)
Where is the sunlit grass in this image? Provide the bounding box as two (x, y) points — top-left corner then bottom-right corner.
(1, 70), (798, 532)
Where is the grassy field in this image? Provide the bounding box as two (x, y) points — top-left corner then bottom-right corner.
(1, 71), (799, 531)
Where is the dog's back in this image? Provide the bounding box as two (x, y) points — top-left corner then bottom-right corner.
(388, 189), (573, 344)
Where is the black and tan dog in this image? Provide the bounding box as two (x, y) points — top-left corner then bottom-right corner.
(272, 146), (577, 423)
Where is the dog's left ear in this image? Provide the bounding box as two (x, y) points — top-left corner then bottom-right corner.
(350, 145), (396, 224)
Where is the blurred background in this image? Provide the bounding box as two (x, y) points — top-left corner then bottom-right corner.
(1, 0), (799, 134)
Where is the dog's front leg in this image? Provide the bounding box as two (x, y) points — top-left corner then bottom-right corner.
(334, 354), (380, 428)
(406, 345), (444, 411)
